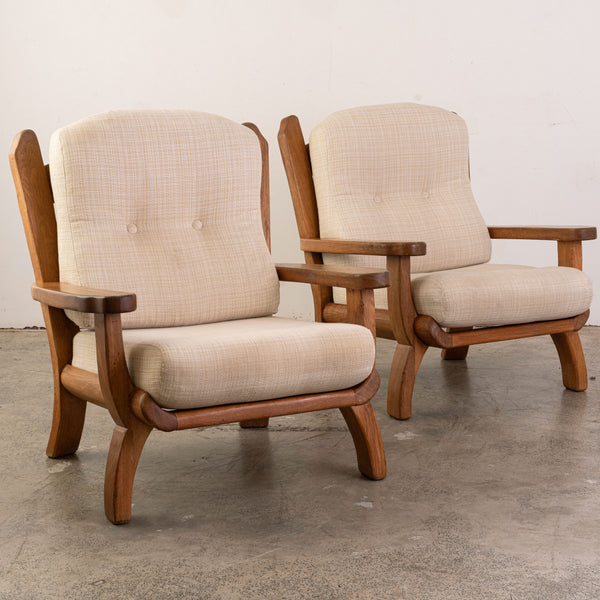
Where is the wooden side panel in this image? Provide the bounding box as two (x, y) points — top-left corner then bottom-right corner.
(9, 130), (88, 455)
(278, 116), (320, 240)
(278, 116), (332, 318)
(9, 130), (59, 284)
(243, 122), (270, 251)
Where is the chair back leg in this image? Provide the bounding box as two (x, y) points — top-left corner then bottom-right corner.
(46, 387), (87, 458)
(441, 327), (473, 360)
(42, 305), (87, 458)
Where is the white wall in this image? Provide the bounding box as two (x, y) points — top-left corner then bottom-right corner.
(1, 0), (598, 326)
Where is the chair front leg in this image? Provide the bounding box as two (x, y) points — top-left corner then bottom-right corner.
(385, 256), (428, 420)
(387, 341), (428, 420)
(551, 331), (588, 391)
(105, 420), (152, 524)
(95, 313), (153, 523)
(554, 243), (587, 391)
(340, 400), (386, 480)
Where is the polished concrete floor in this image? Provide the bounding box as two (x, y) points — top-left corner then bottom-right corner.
(1, 328), (599, 599)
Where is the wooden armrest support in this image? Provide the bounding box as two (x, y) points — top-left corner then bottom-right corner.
(300, 238), (426, 256)
(275, 263), (390, 289)
(488, 226), (597, 241)
(31, 282), (137, 313)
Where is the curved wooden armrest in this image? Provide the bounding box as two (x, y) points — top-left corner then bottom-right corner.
(31, 282), (137, 314)
(275, 263), (389, 289)
(488, 226), (597, 241)
(300, 238), (426, 256)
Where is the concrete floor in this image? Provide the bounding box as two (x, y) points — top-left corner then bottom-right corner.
(1, 328), (599, 599)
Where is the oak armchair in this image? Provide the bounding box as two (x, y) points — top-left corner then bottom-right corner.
(10, 110), (388, 524)
(278, 104), (596, 420)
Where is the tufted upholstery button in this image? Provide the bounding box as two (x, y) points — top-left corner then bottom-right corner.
(373, 194), (382, 204)
(192, 220), (203, 231)
(127, 223), (138, 234)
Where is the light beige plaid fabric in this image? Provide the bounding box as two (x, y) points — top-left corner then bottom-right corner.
(50, 110), (279, 329)
(334, 264), (592, 328)
(311, 103), (592, 328)
(309, 103), (491, 274)
(72, 316), (375, 409)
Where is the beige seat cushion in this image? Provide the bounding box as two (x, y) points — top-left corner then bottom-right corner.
(334, 264), (592, 328)
(50, 110), (279, 329)
(309, 103), (492, 275)
(72, 317), (375, 409)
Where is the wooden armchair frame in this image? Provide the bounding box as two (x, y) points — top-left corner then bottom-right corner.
(278, 115), (597, 421)
(10, 123), (388, 524)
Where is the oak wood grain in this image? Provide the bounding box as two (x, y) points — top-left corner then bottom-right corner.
(128, 371), (379, 432)
(243, 122), (270, 251)
(340, 400), (387, 480)
(488, 226), (597, 241)
(9, 131), (87, 456)
(94, 312), (154, 524)
(322, 304), (394, 338)
(278, 116), (321, 240)
(278, 116), (332, 319)
(276, 263), (389, 290)
(104, 421), (152, 525)
(557, 241), (583, 269)
(174, 390), (355, 430)
(347, 289), (377, 339)
(61, 365), (106, 408)
(551, 331), (588, 391)
(301, 238), (426, 256)
(131, 390), (177, 431)
(414, 311), (589, 349)
(9, 130), (59, 283)
(32, 282), (136, 314)
(441, 328), (473, 360)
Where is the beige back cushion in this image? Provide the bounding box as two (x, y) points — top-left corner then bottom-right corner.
(50, 110), (279, 329)
(309, 103), (491, 275)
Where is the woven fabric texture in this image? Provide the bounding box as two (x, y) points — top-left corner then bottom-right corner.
(50, 110), (279, 329)
(309, 103), (491, 275)
(72, 316), (375, 409)
(334, 264), (592, 328)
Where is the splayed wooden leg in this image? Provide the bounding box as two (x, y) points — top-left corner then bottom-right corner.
(551, 331), (587, 391)
(386, 342), (427, 420)
(340, 402), (386, 480)
(104, 421), (152, 525)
